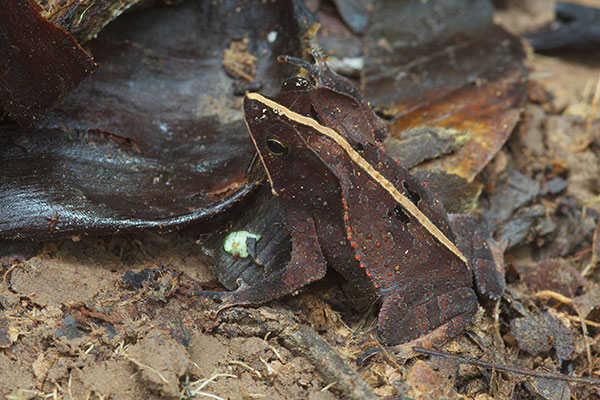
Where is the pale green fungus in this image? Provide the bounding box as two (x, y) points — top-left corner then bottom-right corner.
(223, 231), (262, 258)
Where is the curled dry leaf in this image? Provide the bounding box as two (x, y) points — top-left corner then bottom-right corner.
(201, 188), (290, 291)
(0, 0), (315, 240)
(363, 0), (527, 211)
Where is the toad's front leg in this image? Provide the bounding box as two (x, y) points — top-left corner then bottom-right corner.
(449, 214), (505, 305)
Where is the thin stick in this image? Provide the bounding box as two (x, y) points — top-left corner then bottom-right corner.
(124, 355), (169, 384)
(534, 290), (572, 304)
(229, 361), (262, 378)
(413, 347), (600, 386)
(586, 72), (600, 134)
(565, 314), (600, 328)
(574, 304), (593, 369)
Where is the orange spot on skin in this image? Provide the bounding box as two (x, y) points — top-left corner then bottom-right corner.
(367, 233), (372, 239)
(376, 242), (381, 247)
(360, 263), (366, 269)
(388, 272), (392, 277)
(351, 242), (357, 249)
(355, 253), (361, 261)
(366, 270), (372, 277)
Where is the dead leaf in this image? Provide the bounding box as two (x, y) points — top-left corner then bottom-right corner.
(510, 310), (574, 361)
(363, 0), (527, 210)
(0, 0), (96, 126)
(0, 0), (315, 240)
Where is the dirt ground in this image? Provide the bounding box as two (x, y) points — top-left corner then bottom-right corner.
(2, 4), (600, 400)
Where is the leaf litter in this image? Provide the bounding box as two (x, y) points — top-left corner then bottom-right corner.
(2, 0), (600, 399)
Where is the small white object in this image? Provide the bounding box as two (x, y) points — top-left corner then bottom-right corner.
(267, 31), (278, 43)
(326, 56), (364, 77)
(223, 231), (262, 258)
(158, 122), (169, 133)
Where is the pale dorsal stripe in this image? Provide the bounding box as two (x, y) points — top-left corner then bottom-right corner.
(246, 92), (468, 266)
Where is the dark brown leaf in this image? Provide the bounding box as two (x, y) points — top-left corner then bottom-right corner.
(486, 167), (542, 222)
(40, 0), (144, 43)
(363, 0), (527, 210)
(528, 3), (600, 53)
(200, 187), (291, 291)
(331, 0), (375, 34)
(0, 0), (97, 126)
(0, 0), (315, 240)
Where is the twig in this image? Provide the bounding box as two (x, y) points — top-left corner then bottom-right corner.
(263, 332), (284, 363)
(123, 354), (169, 384)
(535, 290), (600, 329)
(217, 306), (378, 400)
(582, 220), (600, 277)
(374, 336), (404, 372)
(586, 72), (600, 134)
(3, 262), (22, 283)
(279, 322), (379, 400)
(229, 361), (262, 378)
(320, 381), (337, 392)
(192, 392), (224, 400)
(573, 304), (593, 369)
(534, 290), (572, 304)
(259, 357), (276, 376)
(413, 347), (600, 386)
(565, 314), (600, 328)
(189, 373), (237, 393)
(571, 72), (600, 152)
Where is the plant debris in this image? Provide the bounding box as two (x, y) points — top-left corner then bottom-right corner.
(0, 0), (96, 126)
(1, 1), (600, 399)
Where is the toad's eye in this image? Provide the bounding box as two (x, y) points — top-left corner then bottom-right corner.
(266, 138), (288, 156)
